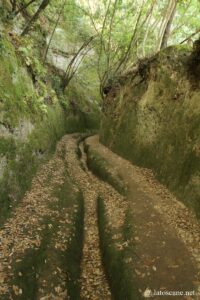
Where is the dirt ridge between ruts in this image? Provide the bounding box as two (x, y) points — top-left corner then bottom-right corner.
(63, 135), (112, 300)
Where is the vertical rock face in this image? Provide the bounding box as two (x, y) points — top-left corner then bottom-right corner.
(0, 156), (7, 180)
(46, 28), (95, 72)
(0, 1), (101, 226)
(0, 32), (67, 225)
(0, 120), (34, 140)
(100, 46), (200, 218)
(0, 10), (101, 223)
(46, 28), (78, 71)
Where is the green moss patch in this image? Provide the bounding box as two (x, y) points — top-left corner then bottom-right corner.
(0, 34), (38, 126)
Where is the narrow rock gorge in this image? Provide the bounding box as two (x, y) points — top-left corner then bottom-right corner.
(0, 0), (200, 299)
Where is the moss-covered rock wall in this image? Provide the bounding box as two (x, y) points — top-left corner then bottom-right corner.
(0, 30), (96, 225)
(100, 46), (200, 218)
(0, 33), (62, 224)
(0, 1), (101, 225)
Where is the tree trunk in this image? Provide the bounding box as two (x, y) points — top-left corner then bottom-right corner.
(43, 0), (67, 62)
(61, 36), (95, 91)
(142, 0), (157, 57)
(180, 28), (200, 45)
(21, 0), (51, 36)
(11, 0), (17, 11)
(115, 0), (145, 74)
(160, 0), (177, 49)
(156, 0), (176, 51)
(14, 0), (37, 18)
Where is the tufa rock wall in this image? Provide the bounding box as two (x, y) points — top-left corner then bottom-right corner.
(100, 46), (200, 218)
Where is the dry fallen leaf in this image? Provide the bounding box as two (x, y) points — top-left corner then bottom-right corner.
(143, 288), (153, 298)
(12, 285), (22, 295)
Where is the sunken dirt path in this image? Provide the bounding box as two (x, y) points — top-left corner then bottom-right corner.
(64, 136), (111, 300)
(0, 134), (199, 300)
(0, 134), (113, 300)
(86, 135), (200, 300)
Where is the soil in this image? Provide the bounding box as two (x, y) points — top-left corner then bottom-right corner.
(0, 134), (199, 300)
(86, 135), (200, 300)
